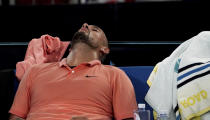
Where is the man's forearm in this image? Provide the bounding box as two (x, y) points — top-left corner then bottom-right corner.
(9, 114), (25, 120)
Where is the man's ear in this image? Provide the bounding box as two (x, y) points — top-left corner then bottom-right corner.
(100, 47), (110, 54)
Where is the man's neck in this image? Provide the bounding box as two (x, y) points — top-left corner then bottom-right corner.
(66, 43), (99, 66)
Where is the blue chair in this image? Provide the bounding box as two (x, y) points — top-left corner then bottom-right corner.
(120, 66), (154, 120)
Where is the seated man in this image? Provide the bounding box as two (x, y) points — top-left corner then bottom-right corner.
(9, 23), (137, 120)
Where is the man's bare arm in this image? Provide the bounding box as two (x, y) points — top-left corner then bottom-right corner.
(9, 114), (25, 120)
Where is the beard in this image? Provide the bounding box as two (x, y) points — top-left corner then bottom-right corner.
(71, 32), (98, 49)
(71, 31), (107, 62)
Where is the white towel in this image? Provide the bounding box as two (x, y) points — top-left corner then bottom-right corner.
(145, 38), (192, 120)
(145, 31), (210, 120)
(177, 31), (210, 120)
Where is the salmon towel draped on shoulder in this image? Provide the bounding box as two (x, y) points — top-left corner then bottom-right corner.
(16, 34), (70, 81)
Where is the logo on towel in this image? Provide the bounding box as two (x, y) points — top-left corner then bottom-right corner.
(179, 90), (208, 109)
(85, 75), (96, 78)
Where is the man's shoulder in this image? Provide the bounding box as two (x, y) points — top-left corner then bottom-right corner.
(102, 65), (130, 81)
(102, 65), (125, 74)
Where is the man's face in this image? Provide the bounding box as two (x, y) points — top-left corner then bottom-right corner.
(71, 23), (107, 49)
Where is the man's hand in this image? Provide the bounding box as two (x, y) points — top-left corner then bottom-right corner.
(70, 116), (89, 120)
(9, 114), (25, 120)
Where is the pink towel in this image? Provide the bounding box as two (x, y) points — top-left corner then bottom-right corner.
(16, 34), (70, 81)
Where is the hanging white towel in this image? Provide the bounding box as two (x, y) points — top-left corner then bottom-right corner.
(145, 31), (210, 120)
(145, 38), (192, 120)
(177, 31), (210, 120)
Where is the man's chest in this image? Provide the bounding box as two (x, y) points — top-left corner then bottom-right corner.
(30, 68), (112, 105)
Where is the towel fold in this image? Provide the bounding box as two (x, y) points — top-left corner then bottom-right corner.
(16, 34), (70, 81)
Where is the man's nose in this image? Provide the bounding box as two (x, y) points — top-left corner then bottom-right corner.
(82, 23), (89, 29)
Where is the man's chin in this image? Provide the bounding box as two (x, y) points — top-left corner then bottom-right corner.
(71, 31), (98, 49)
(79, 30), (89, 34)
(72, 32), (88, 41)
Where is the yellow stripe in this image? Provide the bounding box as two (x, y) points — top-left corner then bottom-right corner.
(153, 111), (157, 120)
(153, 64), (158, 73)
(191, 116), (200, 120)
(146, 64), (159, 87)
(147, 80), (152, 87)
(185, 106), (210, 120)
